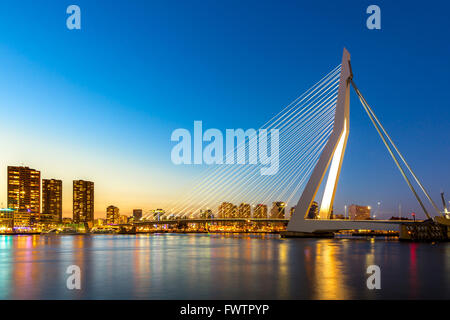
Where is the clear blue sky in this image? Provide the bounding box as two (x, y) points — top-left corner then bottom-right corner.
(0, 0), (448, 219)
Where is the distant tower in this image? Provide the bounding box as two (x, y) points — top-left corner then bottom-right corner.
(73, 180), (94, 223)
(42, 179), (63, 222)
(133, 209), (143, 221)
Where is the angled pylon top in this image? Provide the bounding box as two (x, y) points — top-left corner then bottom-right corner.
(288, 48), (352, 230)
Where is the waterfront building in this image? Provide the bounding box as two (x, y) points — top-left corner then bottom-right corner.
(7, 166), (41, 223)
(73, 180), (94, 223)
(95, 218), (105, 226)
(133, 209), (143, 221)
(238, 203), (251, 218)
(218, 202), (236, 218)
(307, 201), (319, 219)
(106, 205), (120, 224)
(39, 213), (58, 223)
(253, 204), (268, 218)
(0, 208), (14, 229)
(270, 202), (286, 219)
(348, 204), (371, 220)
(13, 212), (31, 229)
(119, 215), (128, 224)
(42, 179), (62, 223)
(199, 209), (213, 219)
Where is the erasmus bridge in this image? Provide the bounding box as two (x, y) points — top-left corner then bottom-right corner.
(137, 48), (449, 236)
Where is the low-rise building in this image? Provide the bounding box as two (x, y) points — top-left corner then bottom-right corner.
(348, 204), (371, 220)
(0, 208), (14, 230)
(14, 211), (31, 229)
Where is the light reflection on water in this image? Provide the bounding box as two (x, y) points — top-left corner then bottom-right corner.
(0, 234), (448, 299)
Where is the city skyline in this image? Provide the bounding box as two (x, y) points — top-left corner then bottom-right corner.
(0, 1), (449, 304)
(1, 162), (445, 220)
(0, 1), (449, 220)
(0, 164), (299, 220)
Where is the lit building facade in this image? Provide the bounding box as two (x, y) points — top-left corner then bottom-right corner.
(218, 202), (236, 218)
(13, 212), (31, 229)
(133, 209), (143, 221)
(95, 218), (105, 226)
(270, 202), (286, 219)
(199, 209), (213, 219)
(348, 204), (371, 220)
(290, 206), (296, 218)
(253, 204), (268, 218)
(106, 205), (120, 224)
(73, 180), (94, 223)
(238, 203), (251, 218)
(42, 179), (62, 223)
(7, 166), (41, 222)
(62, 217), (73, 224)
(0, 208), (14, 230)
(119, 215), (128, 224)
(307, 201), (319, 219)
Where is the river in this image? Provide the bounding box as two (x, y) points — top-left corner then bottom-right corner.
(0, 233), (448, 299)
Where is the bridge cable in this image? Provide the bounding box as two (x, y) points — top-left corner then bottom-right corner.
(351, 79), (437, 219)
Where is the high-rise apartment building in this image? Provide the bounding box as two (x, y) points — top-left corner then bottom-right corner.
(42, 179), (62, 222)
(218, 202), (236, 218)
(270, 201), (286, 219)
(238, 203), (251, 218)
(106, 205), (120, 224)
(73, 180), (94, 223)
(253, 204), (268, 218)
(7, 166), (41, 222)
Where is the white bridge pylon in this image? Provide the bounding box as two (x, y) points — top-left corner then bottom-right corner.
(287, 48), (443, 234)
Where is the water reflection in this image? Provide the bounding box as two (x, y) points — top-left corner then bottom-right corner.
(0, 234), (448, 299)
(307, 240), (351, 299)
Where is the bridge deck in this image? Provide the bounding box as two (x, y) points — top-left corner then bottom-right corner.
(134, 218), (290, 225)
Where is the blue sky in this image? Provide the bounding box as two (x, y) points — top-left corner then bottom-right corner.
(0, 0), (448, 219)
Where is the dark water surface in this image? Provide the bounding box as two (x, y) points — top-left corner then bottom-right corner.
(0, 233), (449, 299)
